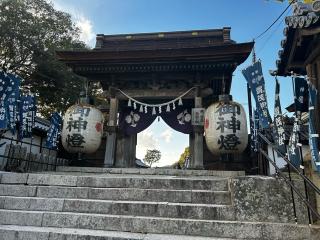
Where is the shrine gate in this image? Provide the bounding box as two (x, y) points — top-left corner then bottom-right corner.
(57, 27), (253, 169)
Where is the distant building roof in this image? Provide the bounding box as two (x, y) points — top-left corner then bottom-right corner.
(135, 158), (149, 168)
(94, 28), (235, 51)
(33, 116), (50, 132)
(263, 118), (309, 144)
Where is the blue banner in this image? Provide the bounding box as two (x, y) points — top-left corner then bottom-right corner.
(273, 78), (287, 155)
(288, 118), (302, 168)
(294, 77), (309, 119)
(0, 71), (8, 129)
(0, 71), (21, 132)
(242, 61), (272, 128)
(5, 73), (20, 134)
(46, 112), (62, 150)
(308, 83), (320, 172)
(19, 95), (37, 139)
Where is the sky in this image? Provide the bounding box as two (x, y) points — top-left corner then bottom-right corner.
(51, 0), (295, 167)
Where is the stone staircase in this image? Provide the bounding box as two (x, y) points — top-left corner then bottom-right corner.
(0, 167), (319, 240)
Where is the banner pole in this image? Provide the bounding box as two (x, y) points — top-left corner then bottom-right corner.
(291, 73), (312, 225)
(247, 83), (256, 172)
(273, 76), (297, 223)
(248, 43), (258, 173)
(286, 151), (298, 223)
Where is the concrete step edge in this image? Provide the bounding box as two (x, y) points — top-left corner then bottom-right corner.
(1, 208), (319, 225)
(0, 184), (231, 193)
(0, 197), (235, 221)
(55, 166), (246, 177)
(0, 184), (231, 204)
(0, 210), (319, 239)
(0, 172), (230, 181)
(0, 172), (229, 190)
(0, 225), (238, 240)
(0, 196), (232, 207)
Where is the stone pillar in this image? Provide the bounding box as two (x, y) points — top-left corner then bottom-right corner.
(104, 96), (118, 167)
(191, 87), (204, 169)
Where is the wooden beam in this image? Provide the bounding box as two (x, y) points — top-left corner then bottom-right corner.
(301, 27), (320, 37)
(305, 42), (320, 65)
(104, 88), (213, 100)
(285, 31), (300, 74)
(288, 62), (305, 68)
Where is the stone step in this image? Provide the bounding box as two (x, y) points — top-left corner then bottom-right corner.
(0, 196), (235, 220)
(55, 166), (245, 177)
(0, 184), (231, 204)
(0, 225), (237, 240)
(0, 172), (229, 191)
(0, 209), (319, 239)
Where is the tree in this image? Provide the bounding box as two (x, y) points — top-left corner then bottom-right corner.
(0, 0), (91, 117)
(144, 149), (161, 167)
(270, 0), (314, 3)
(178, 147), (190, 168)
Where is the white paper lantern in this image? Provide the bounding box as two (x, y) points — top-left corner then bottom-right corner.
(62, 104), (104, 154)
(204, 95), (248, 154)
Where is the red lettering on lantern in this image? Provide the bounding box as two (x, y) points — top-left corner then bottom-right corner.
(205, 118), (209, 129)
(95, 122), (102, 132)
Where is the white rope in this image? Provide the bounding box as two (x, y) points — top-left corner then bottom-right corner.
(116, 87), (196, 108)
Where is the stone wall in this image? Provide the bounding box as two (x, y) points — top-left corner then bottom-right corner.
(230, 176), (309, 224)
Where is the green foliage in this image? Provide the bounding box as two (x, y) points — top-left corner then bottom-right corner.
(144, 149), (161, 167)
(0, 0), (89, 118)
(178, 147), (190, 168)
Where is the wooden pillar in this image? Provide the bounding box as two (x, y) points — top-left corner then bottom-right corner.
(306, 62), (320, 135)
(317, 59), (320, 136)
(306, 58), (320, 217)
(115, 133), (125, 168)
(104, 95), (118, 167)
(189, 133), (194, 168)
(116, 133), (136, 168)
(130, 134), (137, 167)
(191, 87), (204, 169)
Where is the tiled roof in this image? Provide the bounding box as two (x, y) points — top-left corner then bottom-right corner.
(285, 2), (320, 29)
(274, 1), (320, 75)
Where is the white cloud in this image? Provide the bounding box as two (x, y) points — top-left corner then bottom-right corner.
(136, 129), (159, 161)
(156, 150), (180, 167)
(76, 16), (95, 45)
(160, 129), (173, 143)
(50, 0), (95, 46)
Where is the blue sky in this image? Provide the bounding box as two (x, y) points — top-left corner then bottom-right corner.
(52, 0), (295, 166)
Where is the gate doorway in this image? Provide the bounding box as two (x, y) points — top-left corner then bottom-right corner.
(136, 118), (189, 168)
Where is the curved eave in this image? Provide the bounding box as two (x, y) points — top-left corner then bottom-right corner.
(276, 27), (298, 76)
(276, 13), (320, 76)
(56, 42), (254, 67)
